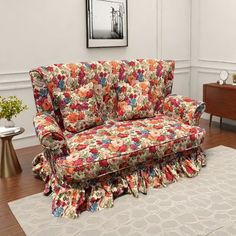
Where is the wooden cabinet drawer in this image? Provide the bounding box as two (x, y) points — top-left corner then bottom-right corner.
(203, 83), (236, 121)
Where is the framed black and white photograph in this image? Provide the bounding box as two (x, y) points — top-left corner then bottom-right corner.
(86, 0), (128, 48)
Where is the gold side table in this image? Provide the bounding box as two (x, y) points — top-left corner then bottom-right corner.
(0, 128), (24, 178)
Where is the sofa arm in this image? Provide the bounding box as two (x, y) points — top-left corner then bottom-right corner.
(163, 95), (206, 126)
(34, 113), (68, 155)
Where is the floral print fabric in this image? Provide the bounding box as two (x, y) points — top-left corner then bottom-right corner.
(116, 81), (155, 120)
(30, 59), (208, 219)
(32, 147), (206, 218)
(33, 113), (69, 158)
(55, 114), (205, 182)
(118, 60), (175, 113)
(54, 82), (103, 133)
(29, 59), (175, 123)
(163, 94), (206, 126)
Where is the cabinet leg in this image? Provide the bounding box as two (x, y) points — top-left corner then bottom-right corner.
(220, 117), (223, 128)
(209, 114), (213, 127)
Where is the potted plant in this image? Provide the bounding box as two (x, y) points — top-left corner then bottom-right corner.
(0, 96), (28, 127)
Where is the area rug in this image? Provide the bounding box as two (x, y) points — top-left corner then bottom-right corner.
(9, 146), (236, 236)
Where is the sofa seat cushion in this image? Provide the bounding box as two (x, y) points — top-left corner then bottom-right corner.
(55, 114), (205, 182)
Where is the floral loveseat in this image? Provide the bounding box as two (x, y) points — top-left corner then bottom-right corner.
(30, 59), (206, 218)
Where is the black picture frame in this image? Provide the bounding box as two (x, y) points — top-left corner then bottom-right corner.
(86, 0), (128, 48)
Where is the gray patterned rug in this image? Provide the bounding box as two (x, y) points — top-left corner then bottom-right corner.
(9, 146), (236, 236)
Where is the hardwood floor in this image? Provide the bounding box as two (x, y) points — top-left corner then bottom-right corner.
(201, 119), (236, 150)
(0, 145), (44, 236)
(0, 119), (236, 236)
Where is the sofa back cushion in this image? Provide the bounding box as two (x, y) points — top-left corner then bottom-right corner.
(118, 59), (175, 113)
(29, 69), (63, 125)
(54, 82), (103, 133)
(30, 62), (119, 123)
(116, 81), (156, 120)
(30, 59), (175, 129)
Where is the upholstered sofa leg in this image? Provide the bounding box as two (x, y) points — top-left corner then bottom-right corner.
(32, 152), (52, 195)
(33, 147), (206, 219)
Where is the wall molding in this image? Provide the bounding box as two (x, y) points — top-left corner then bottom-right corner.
(0, 78), (28, 84)
(175, 65), (190, 69)
(192, 65), (236, 73)
(0, 79), (32, 91)
(157, 0), (191, 63)
(198, 0), (236, 66)
(175, 69), (190, 75)
(156, 0), (163, 58)
(0, 85), (32, 91)
(0, 71), (29, 76)
(199, 59), (236, 65)
(13, 134), (39, 150)
(0, 60), (191, 77)
(197, 69), (218, 75)
(0, 71), (31, 90)
(174, 59), (190, 62)
(14, 133), (36, 141)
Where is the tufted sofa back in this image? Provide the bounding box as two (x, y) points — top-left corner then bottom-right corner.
(30, 59), (175, 128)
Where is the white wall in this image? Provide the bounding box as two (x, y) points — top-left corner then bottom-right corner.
(0, 0), (191, 149)
(191, 0), (236, 125)
(157, 0), (191, 96)
(0, 0), (157, 73)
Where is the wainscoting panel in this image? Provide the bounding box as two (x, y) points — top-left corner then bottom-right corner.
(191, 0), (236, 127)
(160, 0), (191, 61)
(191, 69), (218, 101)
(199, 0), (236, 63)
(173, 70), (190, 97)
(0, 73), (39, 149)
(157, 0), (191, 97)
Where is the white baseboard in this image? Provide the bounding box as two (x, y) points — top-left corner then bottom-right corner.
(13, 135), (40, 150)
(202, 113), (236, 127)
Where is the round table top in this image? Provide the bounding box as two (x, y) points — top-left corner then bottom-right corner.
(0, 127), (24, 138)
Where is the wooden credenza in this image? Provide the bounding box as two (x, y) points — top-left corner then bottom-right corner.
(203, 83), (236, 127)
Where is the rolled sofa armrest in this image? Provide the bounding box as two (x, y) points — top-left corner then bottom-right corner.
(34, 113), (69, 156)
(163, 94), (206, 126)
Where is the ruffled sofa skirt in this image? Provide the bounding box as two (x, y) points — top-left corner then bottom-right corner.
(32, 147), (206, 219)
